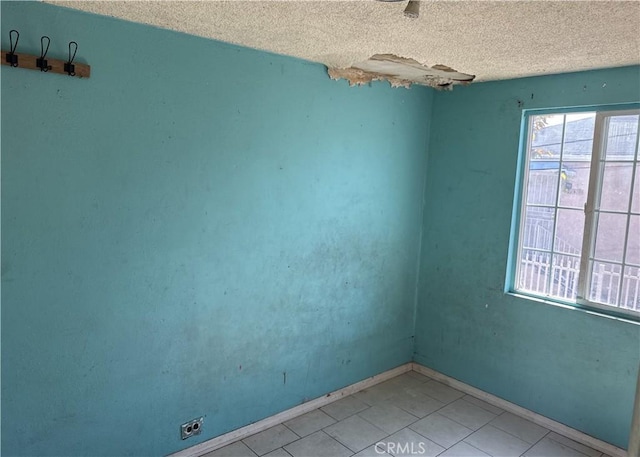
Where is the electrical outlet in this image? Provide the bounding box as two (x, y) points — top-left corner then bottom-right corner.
(180, 417), (203, 440)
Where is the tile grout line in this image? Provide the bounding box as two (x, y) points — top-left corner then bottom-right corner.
(486, 413), (553, 451)
(352, 388), (474, 455)
(462, 440), (493, 456)
(322, 405), (439, 457)
(421, 402), (487, 434)
(517, 430), (552, 457)
(355, 381), (494, 452)
(545, 432), (604, 457)
(407, 405), (566, 457)
(192, 366), (620, 457)
(325, 411), (391, 454)
(244, 388), (590, 457)
(281, 422), (301, 439)
(355, 407), (420, 435)
(411, 365), (625, 457)
(460, 394), (506, 415)
(428, 426), (493, 457)
(410, 423), (472, 455)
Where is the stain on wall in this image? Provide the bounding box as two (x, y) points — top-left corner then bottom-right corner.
(0, 3), (432, 455)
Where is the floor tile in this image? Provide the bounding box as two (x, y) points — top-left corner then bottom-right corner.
(324, 414), (388, 452)
(321, 395), (369, 421)
(386, 373), (428, 391)
(284, 409), (336, 437)
(353, 444), (390, 456)
(523, 436), (596, 457)
(490, 412), (549, 444)
(207, 372), (610, 457)
(438, 441), (491, 457)
(382, 428), (444, 457)
(382, 390), (445, 418)
(358, 404), (418, 434)
(263, 449), (292, 457)
(355, 381), (400, 405)
(284, 430), (352, 457)
(462, 394), (505, 415)
(203, 441), (258, 457)
(411, 380), (465, 404)
(243, 425), (299, 456)
(547, 432), (603, 457)
(406, 371), (431, 383)
(409, 412), (473, 448)
(464, 424), (531, 457)
(438, 398), (497, 430)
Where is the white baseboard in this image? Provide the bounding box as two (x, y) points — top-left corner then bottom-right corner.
(411, 363), (626, 457)
(170, 362), (626, 457)
(168, 363), (412, 457)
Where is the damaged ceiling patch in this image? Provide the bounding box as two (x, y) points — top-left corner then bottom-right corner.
(328, 54), (475, 90)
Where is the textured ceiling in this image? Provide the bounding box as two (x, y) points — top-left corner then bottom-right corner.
(50, 0), (640, 82)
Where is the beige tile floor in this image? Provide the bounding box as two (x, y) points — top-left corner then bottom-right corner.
(203, 371), (612, 457)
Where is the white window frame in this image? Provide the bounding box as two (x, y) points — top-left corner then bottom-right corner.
(510, 104), (640, 320)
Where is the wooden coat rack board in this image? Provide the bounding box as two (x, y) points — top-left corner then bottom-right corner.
(1, 31), (90, 79)
(1, 50), (91, 78)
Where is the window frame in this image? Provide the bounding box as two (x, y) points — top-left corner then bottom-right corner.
(507, 103), (640, 321)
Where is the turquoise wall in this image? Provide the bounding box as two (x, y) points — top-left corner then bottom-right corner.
(3, 1), (640, 455)
(414, 66), (640, 448)
(0, 2), (432, 455)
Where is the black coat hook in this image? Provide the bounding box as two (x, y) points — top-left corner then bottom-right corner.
(6, 30), (19, 67)
(64, 41), (78, 76)
(36, 36), (51, 72)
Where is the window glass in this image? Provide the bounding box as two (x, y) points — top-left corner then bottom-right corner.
(515, 108), (640, 316)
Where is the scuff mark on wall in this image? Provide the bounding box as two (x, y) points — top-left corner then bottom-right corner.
(328, 54), (475, 90)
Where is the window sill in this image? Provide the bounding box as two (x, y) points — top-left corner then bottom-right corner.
(506, 291), (640, 325)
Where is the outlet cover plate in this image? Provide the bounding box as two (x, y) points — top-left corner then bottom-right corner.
(181, 417), (203, 440)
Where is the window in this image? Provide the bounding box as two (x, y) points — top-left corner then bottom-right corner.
(512, 106), (640, 318)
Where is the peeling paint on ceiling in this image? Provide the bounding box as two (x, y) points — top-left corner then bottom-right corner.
(328, 54), (475, 89)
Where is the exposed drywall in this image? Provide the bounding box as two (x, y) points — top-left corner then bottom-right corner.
(414, 65), (640, 449)
(328, 54), (475, 90)
(0, 3), (432, 456)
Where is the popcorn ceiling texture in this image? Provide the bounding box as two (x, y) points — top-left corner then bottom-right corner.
(50, 0), (640, 82)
